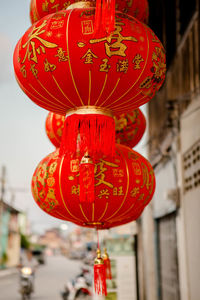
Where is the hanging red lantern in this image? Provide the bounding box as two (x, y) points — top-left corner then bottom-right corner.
(14, 8), (165, 116)
(46, 108), (146, 149)
(45, 112), (65, 148)
(30, 0), (149, 25)
(115, 108), (146, 148)
(31, 144), (155, 229)
(14, 7), (166, 157)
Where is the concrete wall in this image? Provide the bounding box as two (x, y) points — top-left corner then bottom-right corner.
(178, 97), (200, 300)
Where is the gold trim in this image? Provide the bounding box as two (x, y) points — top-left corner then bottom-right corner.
(105, 145), (130, 221)
(66, 9), (84, 106)
(79, 204), (89, 221)
(94, 74), (108, 106)
(112, 95), (147, 112)
(98, 202), (108, 221)
(28, 83), (66, 112)
(65, 106), (114, 117)
(92, 203), (94, 221)
(100, 78), (121, 107)
(88, 70), (91, 105)
(56, 211), (79, 223)
(59, 156), (83, 221)
(109, 202), (136, 222)
(37, 79), (70, 108)
(52, 75), (76, 107)
(108, 91), (142, 110)
(34, 0), (40, 20)
(67, 1), (95, 10)
(84, 221), (104, 226)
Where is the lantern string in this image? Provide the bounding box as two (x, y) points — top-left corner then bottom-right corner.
(97, 229), (100, 249)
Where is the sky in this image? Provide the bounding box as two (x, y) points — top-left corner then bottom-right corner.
(0, 0), (68, 233)
(0, 0), (148, 234)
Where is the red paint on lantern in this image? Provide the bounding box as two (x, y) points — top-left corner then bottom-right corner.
(31, 144), (155, 229)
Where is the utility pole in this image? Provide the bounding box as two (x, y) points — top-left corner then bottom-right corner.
(0, 166), (6, 255)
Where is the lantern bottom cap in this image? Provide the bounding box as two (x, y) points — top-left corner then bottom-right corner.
(65, 106), (114, 118)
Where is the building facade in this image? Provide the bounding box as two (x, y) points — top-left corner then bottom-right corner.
(139, 1), (200, 300)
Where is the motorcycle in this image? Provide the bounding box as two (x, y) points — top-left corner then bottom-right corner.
(61, 266), (92, 300)
(19, 267), (34, 300)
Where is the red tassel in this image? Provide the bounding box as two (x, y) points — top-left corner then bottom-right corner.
(79, 155), (95, 203)
(94, 0), (115, 34)
(103, 248), (112, 280)
(94, 249), (107, 296)
(59, 113), (115, 159)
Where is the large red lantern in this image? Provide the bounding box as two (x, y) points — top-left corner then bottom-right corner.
(30, 0), (149, 24)
(115, 108), (146, 148)
(45, 112), (65, 148)
(31, 144), (155, 229)
(14, 8), (165, 157)
(14, 8), (165, 115)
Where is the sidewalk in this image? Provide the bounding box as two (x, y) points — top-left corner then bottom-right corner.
(0, 267), (18, 278)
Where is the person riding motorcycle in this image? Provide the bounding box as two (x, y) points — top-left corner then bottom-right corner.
(19, 249), (38, 296)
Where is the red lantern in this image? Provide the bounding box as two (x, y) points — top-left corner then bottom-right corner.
(45, 112), (65, 148)
(31, 144), (155, 229)
(115, 109), (146, 148)
(14, 8), (166, 116)
(30, 0), (149, 24)
(14, 8), (165, 157)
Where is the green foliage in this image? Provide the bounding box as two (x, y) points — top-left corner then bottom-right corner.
(20, 233), (30, 249)
(0, 252), (8, 264)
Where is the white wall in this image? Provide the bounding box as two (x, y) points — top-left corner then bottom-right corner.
(179, 97), (200, 300)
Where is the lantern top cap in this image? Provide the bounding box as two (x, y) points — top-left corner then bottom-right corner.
(94, 248), (104, 265)
(67, 1), (95, 10)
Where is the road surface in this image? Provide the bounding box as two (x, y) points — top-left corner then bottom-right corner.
(0, 255), (82, 300)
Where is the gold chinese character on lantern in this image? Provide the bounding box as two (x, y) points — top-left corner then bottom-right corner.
(30, 64), (38, 78)
(51, 4), (60, 11)
(20, 65), (27, 78)
(95, 159), (119, 188)
(81, 49), (98, 64)
(98, 189), (110, 199)
(44, 58), (56, 72)
(70, 159), (79, 173)
(130, 187), (140, 197)
(90, 19), (138, 57)
(152, 47), (166, 78)
(81, 20), (94, 34)
(133, 54), (144, 70)
(71, 185), (80, 195)
(55, 47), (68, 62)
(22, 20), (58, 64)
(113, 186), (124, 196)
(62, 1), (71, 9)
(42, 0), (49, 11)
(117, 59), (129, 73)
(100, 59), (111, 72)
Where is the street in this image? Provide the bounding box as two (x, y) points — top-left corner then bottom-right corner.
(0, 255), (82, 300)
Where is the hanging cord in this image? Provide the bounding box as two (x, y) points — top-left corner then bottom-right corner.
(97, 228), (100, 249)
